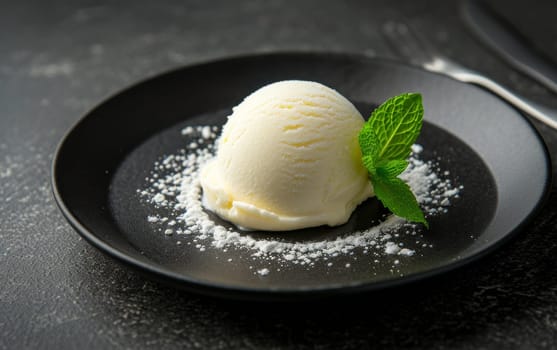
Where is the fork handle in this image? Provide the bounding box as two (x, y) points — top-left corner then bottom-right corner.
(454, 69), (557, 129)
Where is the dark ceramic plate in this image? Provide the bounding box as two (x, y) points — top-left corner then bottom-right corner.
(52, 53), (551, 300)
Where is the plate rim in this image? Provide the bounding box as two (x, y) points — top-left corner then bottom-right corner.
(51, 51), (553, 300)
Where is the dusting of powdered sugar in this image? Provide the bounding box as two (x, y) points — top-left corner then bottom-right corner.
(138, 125), (462, 275)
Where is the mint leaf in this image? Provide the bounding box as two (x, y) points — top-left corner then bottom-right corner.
(358, 122), (378, 156)
(376, 159), (408, 178)
(370, 93), (423, 161)
(373, 175), (428, 228)
(362, 155), (376, 176)
(358, 92), (428, 227)
(358, 122), (378, 174)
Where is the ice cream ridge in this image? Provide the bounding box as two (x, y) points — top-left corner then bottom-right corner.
(200, 80), (374, 231)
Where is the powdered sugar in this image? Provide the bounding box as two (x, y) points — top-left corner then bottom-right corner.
(138, 125), (462, 275)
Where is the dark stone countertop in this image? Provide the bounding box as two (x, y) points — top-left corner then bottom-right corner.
(1, 1), (556, 349)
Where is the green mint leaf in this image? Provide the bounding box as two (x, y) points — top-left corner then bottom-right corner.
(358, 92), (428, 227)
(358, 122), (378, 174)
(376, 159), (408, 178)
(358, 122), (378, 156)
(362, 155), (376, 175)
(373, 175), (428, 228)
(370, 93), (423, 161)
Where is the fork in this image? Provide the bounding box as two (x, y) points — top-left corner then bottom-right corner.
(382, 21), (557, 130)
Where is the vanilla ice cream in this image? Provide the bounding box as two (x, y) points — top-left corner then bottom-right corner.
(200, 80), (373, 231)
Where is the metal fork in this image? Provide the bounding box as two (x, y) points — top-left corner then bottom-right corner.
(382, 21), (557, 130)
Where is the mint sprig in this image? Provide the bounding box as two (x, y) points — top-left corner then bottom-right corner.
(358, 93), (428, 228)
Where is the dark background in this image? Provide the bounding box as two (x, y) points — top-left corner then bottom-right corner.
(1, 1), (556, 349)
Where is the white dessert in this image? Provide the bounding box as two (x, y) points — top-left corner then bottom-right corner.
(200, 80), (373, 231)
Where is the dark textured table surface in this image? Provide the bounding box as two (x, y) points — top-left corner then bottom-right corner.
(1, 1), (557, 349)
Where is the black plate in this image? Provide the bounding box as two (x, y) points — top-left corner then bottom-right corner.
(52, 52), (551, 300)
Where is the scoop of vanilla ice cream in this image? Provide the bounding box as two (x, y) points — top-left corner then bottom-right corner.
(200, 80), (373, 231)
